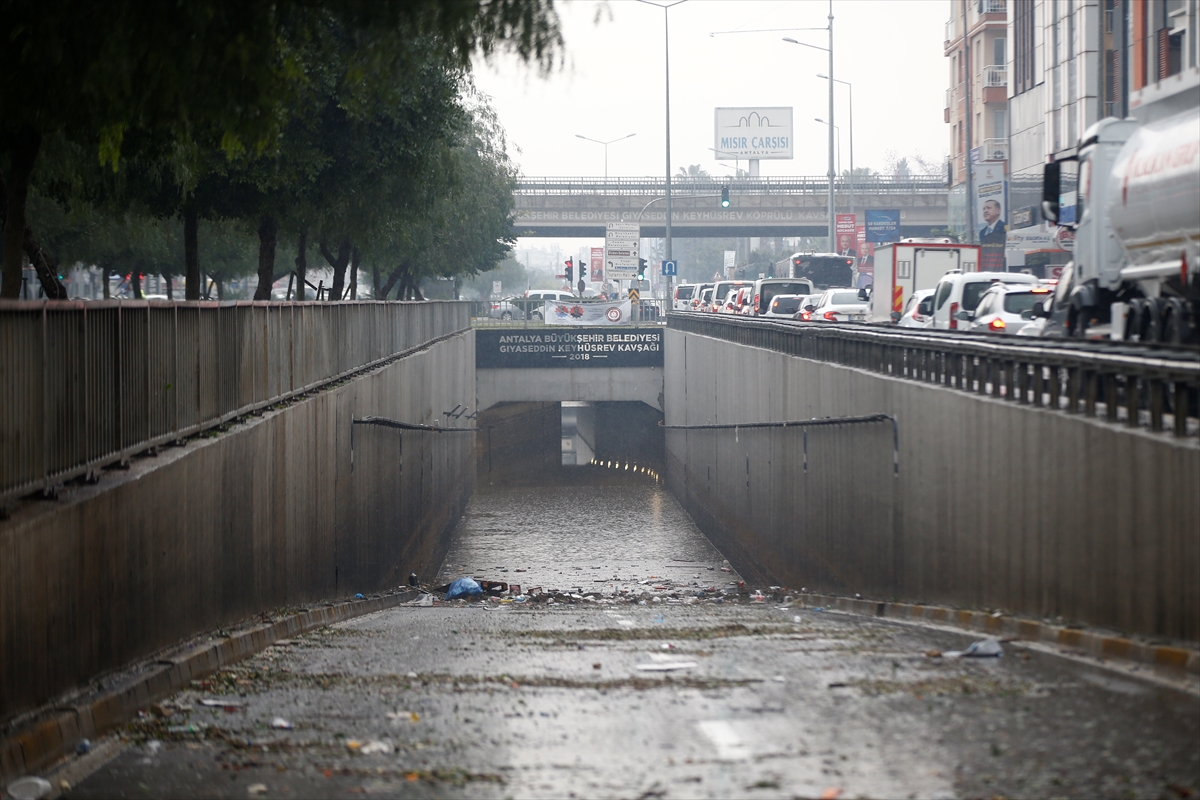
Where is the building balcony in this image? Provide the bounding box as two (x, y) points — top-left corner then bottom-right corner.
(978, 0), (1006, 14)
(945, 88), (952, 123)
(983, 65), (1007, 88)
(981, 138), (1008, 162)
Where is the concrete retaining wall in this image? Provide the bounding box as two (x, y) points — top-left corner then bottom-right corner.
(664, 329), (1200, 640)
(0, 331), (475, 721)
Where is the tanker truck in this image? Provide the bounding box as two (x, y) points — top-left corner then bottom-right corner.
(1040, 67), (1199, 344)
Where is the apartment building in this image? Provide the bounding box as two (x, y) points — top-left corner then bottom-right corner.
(1006, 0), (1199, 271)
(945, 0), (1010, 245)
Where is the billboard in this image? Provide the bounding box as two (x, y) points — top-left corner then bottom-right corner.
(714, 107), (794, 160)
(865, 209), (901, 243)
(855, 225), (876, 285)
(835, 213), (857, 256)
(973, 162), (1007, 271)
(590, 247), (604, 283)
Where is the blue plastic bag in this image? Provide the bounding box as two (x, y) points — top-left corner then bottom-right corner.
(445, 577), (483, 599)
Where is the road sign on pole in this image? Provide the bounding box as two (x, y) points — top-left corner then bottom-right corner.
(661, 260), (677, 276)
(605, 222), (640, 280)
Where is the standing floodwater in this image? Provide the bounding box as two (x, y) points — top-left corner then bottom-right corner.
(439, 480), (742, 594)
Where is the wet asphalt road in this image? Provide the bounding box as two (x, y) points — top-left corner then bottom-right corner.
(65, 481), (1200, 799)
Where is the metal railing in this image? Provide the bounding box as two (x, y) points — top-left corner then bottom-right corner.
(0, 300), (470, 503)
(668, 314), (1200, 439)
(514, 175), (947, 197)
(471, 298), (668, 328)
(983, 64), (1008, 88)
(980, 137), (1009, 161)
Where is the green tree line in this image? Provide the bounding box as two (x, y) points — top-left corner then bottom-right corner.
(0, 0), (562, 300)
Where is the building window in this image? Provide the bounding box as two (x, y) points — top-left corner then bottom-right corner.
(1014, 0), (1036, 93)
(994, 108), (1007, 138)
(994, 36), (1006, 66)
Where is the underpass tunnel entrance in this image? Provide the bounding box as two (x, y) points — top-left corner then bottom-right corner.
(475, 400), (665, 485)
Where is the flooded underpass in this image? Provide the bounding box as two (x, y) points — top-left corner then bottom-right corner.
(66, 473), (1199, 799)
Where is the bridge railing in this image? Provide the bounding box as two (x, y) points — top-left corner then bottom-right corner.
(471, 298), (668, 327)
(668, 313), (1200, 438)
(515, 175), (947, 196)
(0, 300), (470, 503)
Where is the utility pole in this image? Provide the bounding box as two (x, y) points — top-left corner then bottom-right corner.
(961, 0), (976, 243)
(826, 1), (835, 251)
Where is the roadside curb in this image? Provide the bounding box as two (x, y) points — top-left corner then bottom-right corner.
(799, 593), (1200, 676)
(0, 590), (418, 784)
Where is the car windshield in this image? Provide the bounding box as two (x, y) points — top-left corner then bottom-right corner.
(829, 291), (863, 305)
(677, 286), (695, 299)
(762, 282), (811, 305)
(771, 297), (802, 314)
(1003, 291), (1045, 314)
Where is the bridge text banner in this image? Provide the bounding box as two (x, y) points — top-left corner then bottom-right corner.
(476, 327), (664, 369)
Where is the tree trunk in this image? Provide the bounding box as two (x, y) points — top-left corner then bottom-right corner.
(165, 274), (174, 300)
(320, 237), (351, 302)
(102, 267), (111, 299)
(253, 214), (277, 300)
(22, 225), (68, 299)
(371, 264), (382, 299)
(380, 265), (402, 300)
(131, 270), (143, 299)
(295, 225), (308, 301)
(346, 247), (361, 301)
(215, 278), (224, 300)
(1, 126), (41, 299)
(184, 207), (200, 300)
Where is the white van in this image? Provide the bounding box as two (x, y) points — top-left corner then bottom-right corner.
(750, 278), (816, 316)
(929, 271), (1039, 330)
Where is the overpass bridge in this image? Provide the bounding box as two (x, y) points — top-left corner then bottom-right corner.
(2, 300), (1197, 786)
(512, 175), (949, 238)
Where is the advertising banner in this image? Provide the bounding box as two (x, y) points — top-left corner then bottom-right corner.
(855, 225), (876, 283)
(590, 247), (604, 283)
(543, 299), (633, 326)
(835, 213), (857, 256)
(972, 162), (1007, 271)
(865, 209), (901, 243)
(714, 107), (794, 160)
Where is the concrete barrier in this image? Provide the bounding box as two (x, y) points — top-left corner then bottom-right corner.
(664, 327), (1200, 641)
(0, 329), (475, 722)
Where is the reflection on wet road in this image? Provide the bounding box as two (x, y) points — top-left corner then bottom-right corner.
(68, 477), (1200, 799)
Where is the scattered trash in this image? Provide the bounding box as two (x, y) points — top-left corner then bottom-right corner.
(509, 584), (521, 596)
(945, 638), (1003, 658)
(247, 784), (269, 796)
(408, 572), (419, 587)
(444, 577), (484, 598)
(408, 593), (434, 607)
(270, 717), (293, 730)
(661, 642), (676, 650)
(924, 650), (943, 658)
(167, 723), (206, 735)
(355, 593), (364, 599)
(345, 740), (362, 753)
(406, 671), (418, 678)
(813, 607), (825, 612)
(593, 663), (602, 670)
(820, 788), (843, 800)
(772, 675), (786, 682)
(636, 661), (698, 672)
(6, 777), (53, 800)
(359, 740), (392, 755)
(199, 698), (244, 709)
(75, 738), (92, 755)
(145, 740), (163, 755)
(827, 682), (847, 689)
(750, 590), (766, 603)
(720, 567), (731, 572)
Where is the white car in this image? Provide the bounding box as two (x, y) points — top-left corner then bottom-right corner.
(897, 289), (936, 328)
(761, 293), (806, 318)
(712, 280), (754, 313)
(929, 271), (1039, 330)
(672, 283), (697, 311)
(750, 278), (816, 316)
(964, 283), (1054, 335)
(810, 288), (870, 322)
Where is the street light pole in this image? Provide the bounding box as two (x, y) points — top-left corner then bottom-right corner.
(818, 73), (853, 216)
(575, 133), (637, 180)
(814, 119), (840, 178)
(782, 0), (835, 250)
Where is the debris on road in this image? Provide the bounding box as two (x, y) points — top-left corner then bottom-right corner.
(945, 638), (1003, 658)
(635, 661), (698, 672)
(6, 776), (53, 800)
(445, 577), (484, 598)
(270, 717), (293, 730)
(199, 698), (244, 708)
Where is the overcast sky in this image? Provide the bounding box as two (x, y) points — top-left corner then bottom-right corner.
(473, 0), (952, 179)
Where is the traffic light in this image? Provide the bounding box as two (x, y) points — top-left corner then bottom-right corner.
(565, 257), (573, 284)
(637, 258), (647, 281)
(720, 186), (730, 208)
(579, 260), (587, 279)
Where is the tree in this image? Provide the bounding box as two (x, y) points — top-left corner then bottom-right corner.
(1, 0), (563, 299)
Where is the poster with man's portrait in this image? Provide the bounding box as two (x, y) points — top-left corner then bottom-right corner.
(973, 162), (1007, 271)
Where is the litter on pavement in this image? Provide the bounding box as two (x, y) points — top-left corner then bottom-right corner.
(944, 638), (1004, 658)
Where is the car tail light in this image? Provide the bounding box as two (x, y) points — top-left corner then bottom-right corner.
(801, 310), (812, 320)
(491, 303), (499, 309)
(753, 293), (760, 307)
(949, 301), (959, 330)
(913, 312), (924, 322)
(988, 318), (1006, 331)
(823, 311), (838, 321)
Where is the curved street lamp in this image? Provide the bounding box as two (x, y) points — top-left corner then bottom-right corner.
(575, 133), (637, 180)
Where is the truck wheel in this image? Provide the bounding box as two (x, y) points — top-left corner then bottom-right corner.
(1142, 298), (1166, 342)
(1162, 298), (1191, 345)
(1126, 299), (1145, 342)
